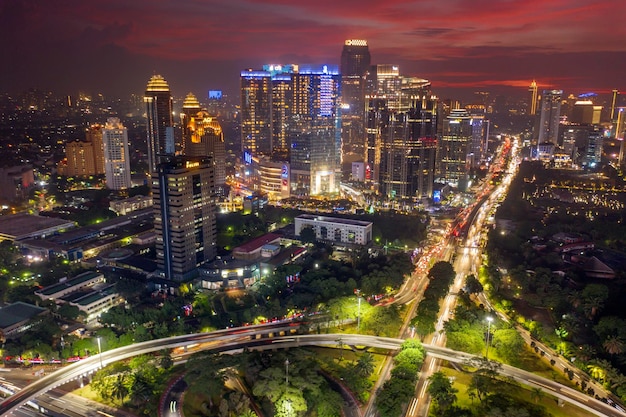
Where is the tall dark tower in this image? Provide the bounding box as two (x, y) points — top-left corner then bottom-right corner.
(144, 75), (174, 173)
(153, 156), (216, 281)
(340, 40), (371, 164)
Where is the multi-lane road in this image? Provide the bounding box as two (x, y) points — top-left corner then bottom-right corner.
(3, 324), (626, 417)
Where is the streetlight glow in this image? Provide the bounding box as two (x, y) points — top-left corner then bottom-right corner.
(485, 316), (494, 360)
(96, 337), (103, 369)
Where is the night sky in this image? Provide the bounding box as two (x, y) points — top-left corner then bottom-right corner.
(1, 0), (624, 101)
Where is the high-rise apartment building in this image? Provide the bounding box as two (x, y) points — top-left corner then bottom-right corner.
(152, 156), (216, 281)
(340, 40), (371, 160)
(86, 124), (106, 174)
(63, 124), (105, 177)
(240, 70), (272, 156)
(144, 75), (174, 173)
(438, 109), (472, 190)
(180, 92), (202, 156)
(102, 118), (132, 190)
(537, 89), (563, 145)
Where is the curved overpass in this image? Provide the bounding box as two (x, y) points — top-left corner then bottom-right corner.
(1, 329), (623, 417)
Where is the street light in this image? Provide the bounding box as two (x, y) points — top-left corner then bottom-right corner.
(96, 337), (103, 369)
(485, 316), (493, 360)
(285, 358), (289, 388)
(355, 289), (362, 333)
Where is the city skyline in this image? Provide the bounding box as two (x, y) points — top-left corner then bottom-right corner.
(1, 0), (625, 100)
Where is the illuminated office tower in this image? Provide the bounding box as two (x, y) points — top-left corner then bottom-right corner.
(240, 69), (272, 156)
(366, 79), (438, 200)
(266, 66), (294, 158)
(153, 156), (216, 281)
(610, 90), (620, 121)
(289, 65), (341, 195)
(144, 75), (174, 173)
(102, 118), (131, 190)
(375, 64), (402, 109)
(340, 40), (371, 160)
(583, 127), (603, 168)
(537, 89), (563, 145)
(529, 80), (538, 115)
(438, 109), (472, 190)
(571, 100), (602, 125)
(465, 104), (488, 168)
(183, 108), (226, 195)
(180, 93), (202, 155)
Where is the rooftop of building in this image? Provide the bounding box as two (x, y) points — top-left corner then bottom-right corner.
(72, 285), (116, 306)
(0, 302), (47, 329)
(295, 214), (372, 227)
(37, 271), (103, 296)
(232, 233), (282, 253)
(0, 213), (75, 240)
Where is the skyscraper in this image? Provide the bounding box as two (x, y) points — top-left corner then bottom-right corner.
(537, 89), (563, 145)
(528, 80), (538, 116)
(366, 78), (438, 200)
(438, 109), (472, 190)
(102, 118), (132, 190)
(183, 107), (226, 195)
(153, 156), (216, 281)
(289, 65), (341, 195)
(144, 75), (174, 173)
(180, 92), (202, 156)
(340, 40), (371, 161)
(240, 70), (272, 156)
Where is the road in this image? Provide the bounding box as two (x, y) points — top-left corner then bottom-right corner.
(407, 137), (519, 416)
(3, 327), (624, 417)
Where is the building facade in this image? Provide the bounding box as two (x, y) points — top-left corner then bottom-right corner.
(152, 157), (217, 281)
(102, 117), (132, 190)
(437, 109), (472, 190)
(340, 40), (371, 160)
(145, 75), (174, 173)
(294, 214), (372, 245)
(537, 89), (563, 145)
(240, 70), (272, 156)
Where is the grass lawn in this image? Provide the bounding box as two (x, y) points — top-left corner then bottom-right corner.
(439, 364), (593, 417)
(72, 384), (126, 409)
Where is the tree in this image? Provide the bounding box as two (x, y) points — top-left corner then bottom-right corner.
(603, 336), (625, 356)
(492, 328), (525, 362)
(465, 274), (484, 296)
(355, 352), (375, 378)
(299, 226), (316, 244)
(428, 372), (458, 412)
(530, 387), (544, 403)
(581, 284), (609, 318)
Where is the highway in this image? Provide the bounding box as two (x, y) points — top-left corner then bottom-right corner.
(408, 137), (521, 416)
(2, 327), (625, 417)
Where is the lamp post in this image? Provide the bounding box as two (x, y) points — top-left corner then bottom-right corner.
(485, 316), (493, 360)
(96, 337), (103, 369)
(355, 289), (362, 333)
(285, 358), (289, 388)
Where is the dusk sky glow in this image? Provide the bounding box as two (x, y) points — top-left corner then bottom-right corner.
(2, 0), (625, 100)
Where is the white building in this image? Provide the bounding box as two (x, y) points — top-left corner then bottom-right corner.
(294, 214), (372, 245)
(103, 117), (132, 190)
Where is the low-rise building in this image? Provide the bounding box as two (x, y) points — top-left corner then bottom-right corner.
(232, 233), (282, 261)
(35, 271), (105, 301)
(0, 302), (48, 342)
(0, 213), (75, 242)
(294, 214), (372, 245)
